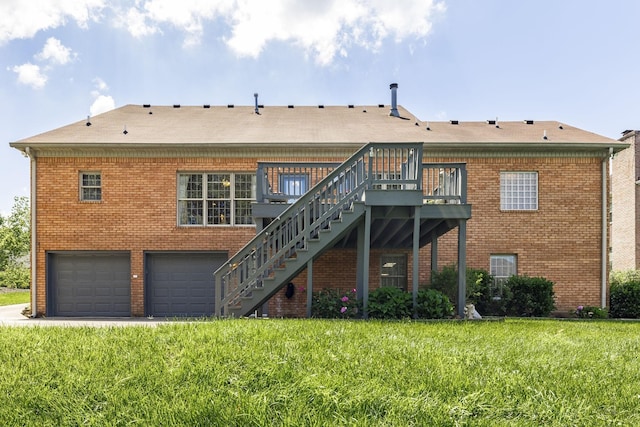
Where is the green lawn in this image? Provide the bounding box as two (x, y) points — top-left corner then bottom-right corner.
(1, 319), (639, 426)
(0, 289), (29, 306)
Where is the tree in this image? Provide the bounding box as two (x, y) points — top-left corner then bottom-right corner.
(0, 196), (30, 288)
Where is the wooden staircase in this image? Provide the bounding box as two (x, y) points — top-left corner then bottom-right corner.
(214, 142), (423, 317)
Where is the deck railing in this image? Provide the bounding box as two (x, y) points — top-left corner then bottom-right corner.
(422, 162), (467, 204)
(214, 142), (424, 316)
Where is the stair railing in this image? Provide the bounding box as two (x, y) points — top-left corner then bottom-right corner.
(214, 142), (424, 316)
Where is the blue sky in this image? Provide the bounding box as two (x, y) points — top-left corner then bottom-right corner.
(1, 0), (639, 214)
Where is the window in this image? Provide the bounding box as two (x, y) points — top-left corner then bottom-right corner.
(280, 173), (308, 202)
(380, 254), (407, 290)
(80, 172), (101, 201)
(500, 172), (538, 210)
(490, 254), (517, 297)
(178, 173), (256, 226)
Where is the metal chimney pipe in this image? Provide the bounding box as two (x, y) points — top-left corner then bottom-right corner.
(254, 93), (259, 114)
(389, 83), (399, 117)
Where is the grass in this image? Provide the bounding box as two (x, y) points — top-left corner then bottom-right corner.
(0, 289), (29, 306)
(0, 319), (639, 426)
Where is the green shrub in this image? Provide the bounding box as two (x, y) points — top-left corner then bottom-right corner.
(611, 269), (640, 286)
(416, 289), (453, 319)
(368, 286), (412, 319)
(0, 264), (30, 289)
(311, 288), (361, 319)
(429, 264), (458, 303)
(609, 276), (640, 319)
(466, 268), (511, 316)
(574, 305), (608, 319)
(505, 275), (555, 317)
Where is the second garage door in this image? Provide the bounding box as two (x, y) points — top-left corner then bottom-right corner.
(145, 252), (227, 317)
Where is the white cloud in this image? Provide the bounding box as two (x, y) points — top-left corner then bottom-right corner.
(89, 77), (114, 116)
(93, 77), (109, 93)
(121, 0), (445, 64)
(1, 0), (445, 65)
(0, 0), (105, 44)
(35, 37), (74, 65)
(90, 95), (115, 116)
(10, 63), (48, 89)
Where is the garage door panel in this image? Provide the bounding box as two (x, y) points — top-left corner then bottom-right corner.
(49, 253), (131, 317)
(146, 252), (226, 317)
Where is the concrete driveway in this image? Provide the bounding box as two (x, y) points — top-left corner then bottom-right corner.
(0, 303), (174, 327)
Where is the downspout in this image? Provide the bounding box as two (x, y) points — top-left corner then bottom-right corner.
(601, 147), (612, 308)
(25, 147), (37, 317)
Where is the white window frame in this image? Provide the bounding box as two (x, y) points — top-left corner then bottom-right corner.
(279, 173), (309, 203)
(490, 254), (517, 297)
(80, 171), (102, 201)
(500, 171), (538, 211)
(177, 172), (256, 226)
(380, 253), (407, 290)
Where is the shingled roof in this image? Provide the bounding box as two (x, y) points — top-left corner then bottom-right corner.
(10, 103), (627, 155)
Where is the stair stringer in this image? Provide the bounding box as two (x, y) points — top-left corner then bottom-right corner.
(228, 202), (366, 317)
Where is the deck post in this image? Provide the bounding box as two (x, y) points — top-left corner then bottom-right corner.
(431, 235), (438, 275)
(412, 206), (420, 316)
(457, 219), (467, 318)
(306, 260), (313, 318)
(362, 206), (372, 319)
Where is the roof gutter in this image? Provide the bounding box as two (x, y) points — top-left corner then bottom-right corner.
(24, 147), (37, 318)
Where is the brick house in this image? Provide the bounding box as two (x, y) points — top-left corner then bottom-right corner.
(611, 130), (640, 271)
(10, 85), (627, 318)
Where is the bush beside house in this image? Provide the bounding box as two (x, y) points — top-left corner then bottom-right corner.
(609, 270), (640, 319)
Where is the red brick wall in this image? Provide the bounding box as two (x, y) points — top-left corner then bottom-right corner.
(427, 156), (606, 311)
(34, 153), (607, 316)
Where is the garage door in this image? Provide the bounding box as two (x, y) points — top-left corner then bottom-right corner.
(145, 252), (227, 317)
(48, 252), (131, 317)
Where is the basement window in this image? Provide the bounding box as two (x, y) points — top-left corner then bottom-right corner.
(178, 173), (256, 226)
(490, 254), (517, 297)
(80, 172), (102, 201)
(380, 254), (407, 290)
(500, 171), (538, 211)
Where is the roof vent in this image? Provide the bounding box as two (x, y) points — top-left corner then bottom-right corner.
(173, 104), (180, 108)
(123, 125), (128, 135)
(378, 104), (384, 108)
(143, 104), (151, 108)
(486, 119), (496, 125)
(318, 105), (324, 109)
(203, 104), (210, 108)
(426, 121), (431, 131)
(389, 83), (399, 117)
(258, 104), (264, 108)
(450, 120), (459, 125)
(543, 130), (548, 140)
(86, 115), (91, 126)
(254, 93), (259, 114)
(288, 105), (294, 108)
(524, 119), (534, 125)
(348, 105), (354, 108)
(558, 124), (563, 130)
(227, 104), (234, 108)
